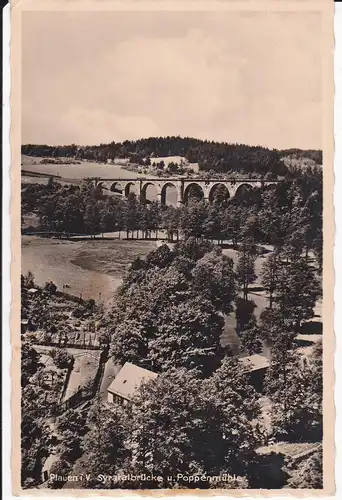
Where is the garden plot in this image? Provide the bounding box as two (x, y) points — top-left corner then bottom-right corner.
(34, 346), (69, 400)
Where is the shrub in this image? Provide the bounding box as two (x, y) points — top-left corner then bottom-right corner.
(85, 299), (95, 311)
(39, 331), (52, 344)
(48, 458), (72, 488)
(72, 307), (85, 319)
(44, 281), (57, 295)
(50, 348), (73, 369)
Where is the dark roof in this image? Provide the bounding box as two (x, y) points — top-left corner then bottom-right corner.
(107, 362), (158, 401)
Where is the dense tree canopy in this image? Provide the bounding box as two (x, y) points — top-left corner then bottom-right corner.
(21, 340), (62, 487)
(76, 360), (262, 489)
(109, 240), (236, 375)
(266, 336), (322, 442)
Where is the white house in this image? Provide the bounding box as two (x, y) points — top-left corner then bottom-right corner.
(107, 362), (158, 405)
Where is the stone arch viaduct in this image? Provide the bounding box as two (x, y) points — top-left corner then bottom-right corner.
(89, 177), (278, 205)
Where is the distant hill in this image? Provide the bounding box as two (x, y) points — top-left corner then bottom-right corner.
(22, 137), (322, 178)
(280, 148), (322, 171)
(280, 148), (322, 164)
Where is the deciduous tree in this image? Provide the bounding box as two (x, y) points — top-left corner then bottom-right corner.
(239, 318), (263, 355)
(236, 241), (257, 304)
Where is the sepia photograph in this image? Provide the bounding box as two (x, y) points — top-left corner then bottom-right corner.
(11, 0), (334, 495)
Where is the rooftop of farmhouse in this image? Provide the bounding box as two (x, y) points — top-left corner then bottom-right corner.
(107, 362), (158, 402)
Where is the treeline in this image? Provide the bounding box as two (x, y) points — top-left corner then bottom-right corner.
(22, 173), (323, 268)
(22, 136), (321, 177)
(23, 144), (78, 158)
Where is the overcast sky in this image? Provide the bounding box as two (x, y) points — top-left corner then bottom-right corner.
(22, 10), (322, 149)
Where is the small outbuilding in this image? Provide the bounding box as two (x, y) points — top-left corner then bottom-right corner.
(21, 318), (29, 334)
(239, 354), (270, 393)
(107, 362), (158, 405)
(41, 453), (57, 483)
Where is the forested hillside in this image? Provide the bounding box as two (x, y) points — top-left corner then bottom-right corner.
(22, 137), (322, 178)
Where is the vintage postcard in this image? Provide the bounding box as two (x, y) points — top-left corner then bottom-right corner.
(11, 0), (335, 496)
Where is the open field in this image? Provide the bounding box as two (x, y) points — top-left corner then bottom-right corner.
(22, 175), (51, 186)
(21, 154), (180, 202)
(22, 235), (157, 302)
(22, 154), (200, 179)
(149, 155), (199, 172)
(22, 174), (84, 187)
(21, 155), (155, 181)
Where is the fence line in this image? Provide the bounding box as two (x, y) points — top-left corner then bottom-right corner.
(34, 341), (103, 350)
(59, 358), (75, 403)
(54, 290), (85, 304)
(290, 445), (322, 465)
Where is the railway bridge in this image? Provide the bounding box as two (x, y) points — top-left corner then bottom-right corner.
(89, 177), (278, 205)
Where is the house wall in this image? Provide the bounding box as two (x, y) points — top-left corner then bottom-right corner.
(107, 391), (129, 405)
(248, 368), (267, 393)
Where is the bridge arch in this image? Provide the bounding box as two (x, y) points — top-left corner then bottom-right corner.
(183, 182), (205, 205)
(96, 181), (110, 191)
(124, 182), (138, 198)
(141, 182), (158, 204)
(234, 183), (254, 198)
(110, 181), (124, 194)
(261, 182), (277, 193)
(208, 183), (230, 203)
(160, 182), (178, 206)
